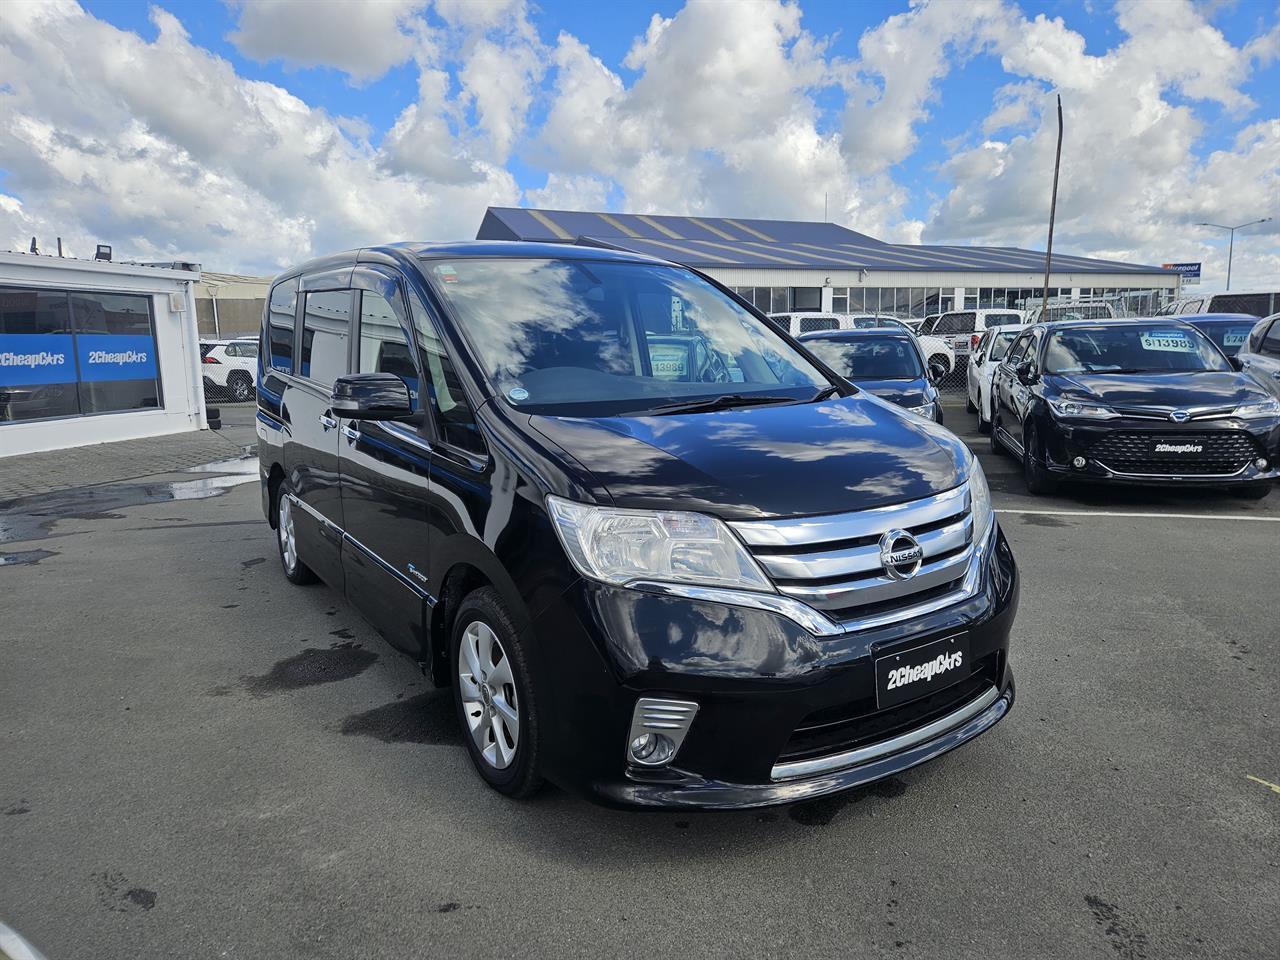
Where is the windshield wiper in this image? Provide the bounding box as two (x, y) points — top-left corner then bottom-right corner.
(810, 385), (843, 400)
(643, 394), (800, 416)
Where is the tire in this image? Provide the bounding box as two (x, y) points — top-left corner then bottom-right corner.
(1234, 480), (1273, 501)
(977, 394), (992, 435)
(228, 372), (252, 402)
(452, 587), (544, 799)
(1022, 424), (1059, 496)
(275, 481), (318, 585)
(989, 408), (1006, 456)
(965, 391), (977, 414)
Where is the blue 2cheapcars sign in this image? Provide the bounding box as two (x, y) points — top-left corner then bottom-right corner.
(0, 334), (75, 386)
(0, 333), (158, 387)
(76, 334), (158, 382)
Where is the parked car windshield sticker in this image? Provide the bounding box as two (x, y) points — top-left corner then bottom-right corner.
(1222, 329), (1250, 347)
(1140, 331), (1196, 352)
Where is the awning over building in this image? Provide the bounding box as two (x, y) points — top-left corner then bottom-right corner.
(477, 207), (1173, 276)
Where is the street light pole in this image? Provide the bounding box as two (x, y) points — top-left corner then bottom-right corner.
(1195, 218), (1272, 290)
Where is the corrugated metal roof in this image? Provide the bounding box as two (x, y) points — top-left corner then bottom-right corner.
(478, 207), (1173, 275)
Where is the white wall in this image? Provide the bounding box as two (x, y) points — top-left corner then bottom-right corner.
(702, 266), (1179, 291)
(0, 253), (205, 458)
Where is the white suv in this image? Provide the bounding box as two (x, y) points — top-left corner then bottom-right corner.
(921, 309), (1025, 362)
(201, 338), (259, 402)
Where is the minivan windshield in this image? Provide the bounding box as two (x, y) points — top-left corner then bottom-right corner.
(804, 336), (923, 380)
(425, 258), (830, 415)
(1043, 324), (1232, 375)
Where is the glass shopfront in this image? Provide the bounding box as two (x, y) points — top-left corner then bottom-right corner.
(0, 286), (162, 424)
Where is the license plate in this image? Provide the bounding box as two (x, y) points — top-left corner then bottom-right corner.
(875, 634), (971, 709)
(951, 337), (970, 353)
(1147, 437), (1206, 458)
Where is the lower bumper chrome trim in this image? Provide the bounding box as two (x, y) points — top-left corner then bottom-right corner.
(770, 684), (1001, 781)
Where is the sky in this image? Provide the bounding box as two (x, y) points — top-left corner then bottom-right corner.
(1, 0), (1277, 286)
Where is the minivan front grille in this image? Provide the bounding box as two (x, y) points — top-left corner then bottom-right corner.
(728, 483), (975, 630)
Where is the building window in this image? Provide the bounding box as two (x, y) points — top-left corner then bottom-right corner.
(1, 286), (162, 423)
(792, 287), (821, 312)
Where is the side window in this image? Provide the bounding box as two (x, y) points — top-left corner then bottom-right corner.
(408, 290), (486, 456)
(1024, 332), (1043, 369)
(300, 290), (351, 386)
(1005, 334), (1030, 364)
(358, 289), (419, 409)
(267, 278), (298, 374)
(1262, 319), (1280, 358)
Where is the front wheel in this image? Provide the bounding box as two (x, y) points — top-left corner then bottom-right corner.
(452, 588), (544, 799)
(1022, 425), (1059, 496)
(228, 373), (252, 402)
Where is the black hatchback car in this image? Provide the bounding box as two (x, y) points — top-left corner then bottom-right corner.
(990, 319), (1280, 497)
(799, 328), (945, 422)
(256, 242), (1019, 809)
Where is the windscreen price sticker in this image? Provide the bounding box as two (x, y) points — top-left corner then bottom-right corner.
(1141, 332), (1196, 353)
(1223, 330), (1249, 347)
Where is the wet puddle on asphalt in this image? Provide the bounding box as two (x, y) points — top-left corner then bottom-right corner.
(0, 455), (259, 547)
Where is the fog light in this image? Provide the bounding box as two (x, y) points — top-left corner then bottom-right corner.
(1072, 456), (1086, 469)
(629, 732), (675, 765)
(1256, 458), (1268, 470)
(627, 698), (698, 768)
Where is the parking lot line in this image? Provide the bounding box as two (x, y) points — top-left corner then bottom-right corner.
(1246, 775), (1280, 796)
(996, 508), (1280, 523)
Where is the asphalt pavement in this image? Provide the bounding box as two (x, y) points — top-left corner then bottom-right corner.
(1, 398), (1277, 959)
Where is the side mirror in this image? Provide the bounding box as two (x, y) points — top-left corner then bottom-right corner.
(331, 373), (413, 420)
(928, 360), (948, 383)
(1015, 360), (1038, 385)
(1228, 355), (1244, 371)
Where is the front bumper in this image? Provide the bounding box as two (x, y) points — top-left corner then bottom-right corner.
(1040, 415), (1280, 487)
(528, 524), (1019, 810)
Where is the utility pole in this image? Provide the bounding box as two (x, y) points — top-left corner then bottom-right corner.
(1194, 218), (1271, 290)
(1041, 94), (1063, 318)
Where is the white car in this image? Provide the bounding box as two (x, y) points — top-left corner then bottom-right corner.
(966, 324), (1028, 433)
(926, 308), (1025, 363)
(200, 337), (258, 402)
(1023, 300), (1115, 323)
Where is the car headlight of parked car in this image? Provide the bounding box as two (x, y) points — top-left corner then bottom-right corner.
(547, 496), (773, 592)
(1233, 397), (1280, 419)
(1048, 398), (1119, 419)
(966, 454), (994, 545)
(909, 400), (937, 419)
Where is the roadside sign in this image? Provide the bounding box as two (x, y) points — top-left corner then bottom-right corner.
(1162, 262), (1201, 285)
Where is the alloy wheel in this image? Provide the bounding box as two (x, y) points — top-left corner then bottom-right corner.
(458, 620), (520, 770)
(278, 494), (297, 573)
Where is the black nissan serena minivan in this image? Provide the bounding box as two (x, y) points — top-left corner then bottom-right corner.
(256, 241), (1018, 809)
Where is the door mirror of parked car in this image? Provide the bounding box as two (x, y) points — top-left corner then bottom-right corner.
(927, 360), (948, 383)
(1015, 361), (1038, 385)
(1228, 355), (1244, 371)
(330, 373), (414, 421)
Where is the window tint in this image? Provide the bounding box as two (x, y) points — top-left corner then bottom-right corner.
(988, 331), (1020, 361)
(70, 291), (161, 415)
(300, 291), (351, 386)
(1210, 292), (1276, 318)
(359, 289), (419, 409)
(0, 287), (71, 334)
(1261, 319), (1280, 358)
(985, 313), (1022, 327)
(408, 289), (485, 455)
(804, 337), (923, 380)
(798, 316), (839, 334)
(1194, 322), (1256, 356)
(1006, 333), (1033, 364)
(934, 312), (976, 334)
(1043, 324), (1229, 375)
(267, 279), (298, 374)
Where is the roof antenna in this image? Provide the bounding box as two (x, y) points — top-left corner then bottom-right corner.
(29, 236), (38, 254)
(824, 192), (828, 222)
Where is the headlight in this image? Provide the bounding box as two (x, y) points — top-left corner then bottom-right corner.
(967, 456), (994, 544)
(909, 400), (936, 419)
(547, 496), (772, 591)
(1048, 398), (1118, 419)
(1233, 397), (1280, 419)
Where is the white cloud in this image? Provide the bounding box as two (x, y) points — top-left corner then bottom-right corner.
(227, 0), (428, 83)
(0, 0), (517, 271)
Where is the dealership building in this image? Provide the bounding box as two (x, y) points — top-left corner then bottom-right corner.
(477, 207), (1180, 319)
(0, 251), (206, 458)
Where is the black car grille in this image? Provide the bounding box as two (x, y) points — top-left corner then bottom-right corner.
(775, 653), (1000, 766)
(1087, 431), (1259, 476)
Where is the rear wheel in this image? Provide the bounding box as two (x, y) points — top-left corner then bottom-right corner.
(452, 588), (543, 799)
(227, 372), (252, 402)
(989, 408), (1006, 456)
(1234, 481), (1273, 501)
(275, 481), (318, 584)
(1022, 424), (1059, 496)
(977, 390), (992, 434)
(965, 391), (977, 414)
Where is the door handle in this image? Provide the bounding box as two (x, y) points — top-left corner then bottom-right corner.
(318, 414), (338, 431)
(340, 425), (360, 441)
